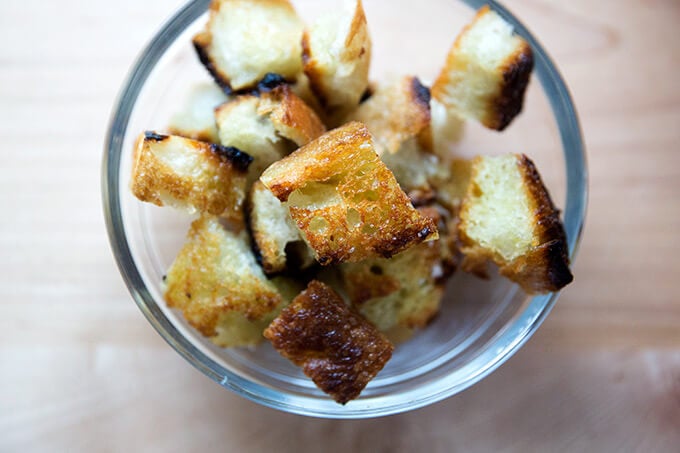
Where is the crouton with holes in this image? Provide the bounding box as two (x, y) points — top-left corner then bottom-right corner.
(417, 99), (465, 157)
(215, 85), (325, 182)
(302, 0), (371, 115)
(264, 280), (393, 404)
(347, 76), (431, 155)
(458, 154), (572, 293)
(431, 5), (533, 131)
(167, 83), (230, 143)
(164, 216), (294, 347)
(193, 0), (304, 92)
(340, 206), (454, 334)
(260, 122), (438, 266)
(248, 181), (314, 274)
(130, 132), (252, 224)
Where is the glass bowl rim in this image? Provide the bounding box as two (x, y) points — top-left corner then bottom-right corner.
(101, 0), (588, 419)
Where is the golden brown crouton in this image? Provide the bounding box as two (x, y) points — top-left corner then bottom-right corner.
(302, 0), (371, 115)
(431, 6), (533, 131)
(259, 122), (438, 265)
(347, 76), (431, 155)
(130, 132), (252, 224)
(248, 181), (314, 274)
(167, 83), (230, 143)
(193, 0), (304, 91)
(340, 206), (454, 333)
(458, 154), (572, 293)
(263, 280), (393, 404)
(164, 216), (290, 347)
(215, 85), (325, 183)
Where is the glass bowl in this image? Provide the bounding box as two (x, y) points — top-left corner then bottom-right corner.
(102, 0), (587, 418)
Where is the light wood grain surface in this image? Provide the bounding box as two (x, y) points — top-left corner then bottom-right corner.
(1, 0), (679, 451)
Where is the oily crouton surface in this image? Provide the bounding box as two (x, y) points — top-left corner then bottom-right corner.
(347, 76), (431, 155)
(164, 216), (286, 347)
(193, 0), (304, 91)
(167, 83), (230, 143)
(248, 181), (314, 274)
(130, 132), (252, 223)
(458, 154), (572, 293)
(264, 280), (393, 404)
(260, 122), (438, 265)
(431, 5), (533, 131)
(215, 85), (325, 183)
(302, 0), (371, 114)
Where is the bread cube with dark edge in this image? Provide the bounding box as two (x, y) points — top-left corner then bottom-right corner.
(458, 154), (573, 293)
(215, 84), (325, 183)
(431, 5), (533, 131)
(259, 121), (438, 266)
(193, 0), (304, 92)
(264, 280), (394, 404)
(302, 0), (371, 114)
(130, 132), (252, 224)
(347, 76), (431, 155)
(164, 216), (296, 347)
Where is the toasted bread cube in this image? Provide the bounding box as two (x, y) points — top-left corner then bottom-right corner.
(215, 85), (325, 182)
(458, 154), (573, 293)
(302, 0), (371, 114)
(130, 132), (252, 223)
(417, 99), (465, 156)
(193, 0), (304, 91)
(431, 6), (533, 131)
(264, 280), (393, 404)
(346, 76), (431, 155)
(257, 84), (327, 147)
(341, 242), (444, 332)
(164, 216), (291, 347)
(260, 122), (438, 265)
(167, 83), (230, 143)
(380, 138), (448, 203)
(248, 181), (314, 274)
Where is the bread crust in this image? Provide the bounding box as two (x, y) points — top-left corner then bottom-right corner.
(260, 122), (438, 265)
(263, 280), (393, 404)
(130, 132), (251, 223)
(258, 85), (326, 146)
(458, 154), (572, 293)
(431, 5), (534, 131)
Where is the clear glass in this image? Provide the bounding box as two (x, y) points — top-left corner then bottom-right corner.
(102, 0), (587, 418)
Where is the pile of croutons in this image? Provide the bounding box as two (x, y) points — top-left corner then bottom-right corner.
(130, 0), (573, 404)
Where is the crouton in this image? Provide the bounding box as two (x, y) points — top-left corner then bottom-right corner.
(431, 6), (533, 131)
(380, 138), (448, 202)
(347, 76), (431, 155)
(130, 132), (252, 223)
(248, 181), (314, 274)
(167, 83), (230, 143)
(264, 280), (393, 404)
(215, 85), (325, 183)
(257, 84), (326, 147)
(341, 206), (454, 333)
(458, 154), (572, 293)
(193, 0), (304, 92)
(417, 98), (465, 157)
(302, 0), (371, 114)
(164, 216), (289, 347)
(260, 122), (438, 265)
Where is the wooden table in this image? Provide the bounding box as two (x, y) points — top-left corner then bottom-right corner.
(1, 0), (678, 450)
